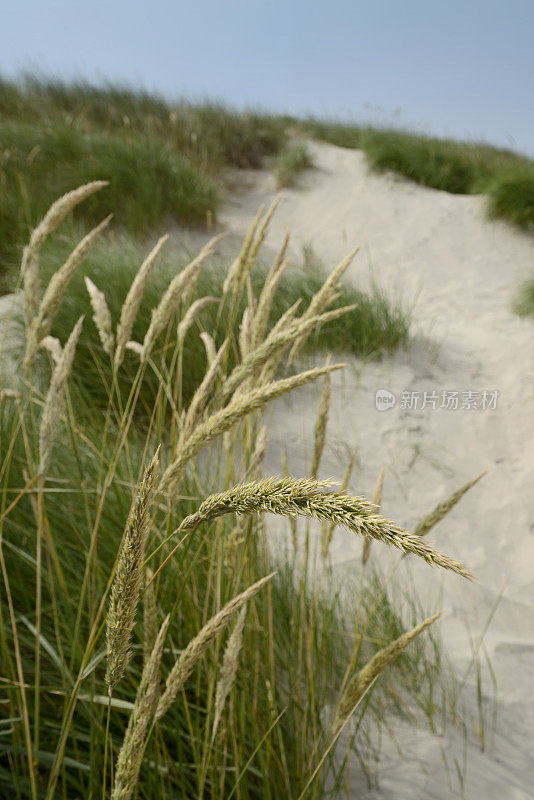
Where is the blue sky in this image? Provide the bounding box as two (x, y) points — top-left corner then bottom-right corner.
(2, 0), (534, 155)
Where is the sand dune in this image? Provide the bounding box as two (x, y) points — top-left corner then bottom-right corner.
(2, 139), (532, 797)
(220, 141), (534, 798)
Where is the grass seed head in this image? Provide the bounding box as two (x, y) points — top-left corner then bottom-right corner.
(141, 234), (221, 362)
(176, 476), (472, 579)
(24, 215), (111, 369)
(334, 611), (442, 731)
(414, 472), (486, 538)
(38, 316), (84, 476)
(111, 614), (170, 800)
(85, 276), (114, 356)
(114, 234), (169, 369)
(105, 450), (160, 692)
(155, 574), (274, 721)
(211, 604), (247, 743)
(159, 363), (344, 493)
(310, 362), (331, 479)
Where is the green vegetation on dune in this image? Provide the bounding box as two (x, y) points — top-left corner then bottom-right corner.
(0, 76), (288, 170)
(303, 117), (534, 201)
(513, 278), (534, 316)
(0, 77), (289, 281)
(274, 142), (314, 187)
(0, 119), (217, 273)
(362, 130), (497, 194)
(488, 171), (534, 231)
(1, 75), (533, 292)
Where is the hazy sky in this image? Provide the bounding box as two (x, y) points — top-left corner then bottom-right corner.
(2, 0), (534, 155)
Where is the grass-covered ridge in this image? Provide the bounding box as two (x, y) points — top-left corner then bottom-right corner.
(1, 75), (533, 283)
(0, 76), (289, 170)
(303, 119), (533, 193)
(0, 77), (288, 277)
(0, 119), (217, 273)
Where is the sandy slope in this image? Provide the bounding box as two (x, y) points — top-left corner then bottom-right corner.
(221, 142), (534, 798)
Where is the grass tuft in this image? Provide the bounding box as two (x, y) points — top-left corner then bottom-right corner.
(274, 142), (314, 188)
(487, 171), (534, 230)
(513, 278), (534, 317)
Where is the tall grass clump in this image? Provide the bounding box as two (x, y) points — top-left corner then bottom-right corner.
(512, 278), (534, 317)
(0, 188), (480, 799)
(487, 171), (534, 231)
(363, 130), (485, 193)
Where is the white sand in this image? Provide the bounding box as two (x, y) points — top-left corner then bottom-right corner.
(220, 142), (534, 798)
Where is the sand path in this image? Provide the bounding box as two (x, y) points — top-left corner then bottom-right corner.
(220, 141), (534, 798)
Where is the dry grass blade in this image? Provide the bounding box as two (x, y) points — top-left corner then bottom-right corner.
(181, 338), (229, 439)
(414, 472), (487, 538)
(26, 181), (108, 257)
(114, 234), (169, 369)
(21, 253), (40, 332)
(141, 234), (223, 362)
(111, 615), (170, 800)
(38, 317), (84, 477)
(40, 335), (63, 366)
(176, 477), (472, 578)
(106, 450), (160, 692)
(155, 573), (275, 721)
(85, 277), (114, 356)
(20, 182), (108, 328)
(232, 196), (280, 297)
(253, 233), (290, 346)
(221, 306), (353, 401)
(143, 567), (158, 665)
(159, 363), (345, 493)
(25, 215), (112, 368)
(256, 300), (303, 386)
(238, 305), (254, 360)
(200, 331), (217, 366)
(333, 611), (442, 731)
(362, 466), (385, 566)
(223, 206), (264, 295)
(176, 296), (219, 348)
(211, 604), (247, 743)
(310, 363), (331, 479)
(288, 245), (360, 364)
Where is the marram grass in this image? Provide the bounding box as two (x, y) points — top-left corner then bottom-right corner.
(175, 477), (472, 578)
(0, 187), (481, 799)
